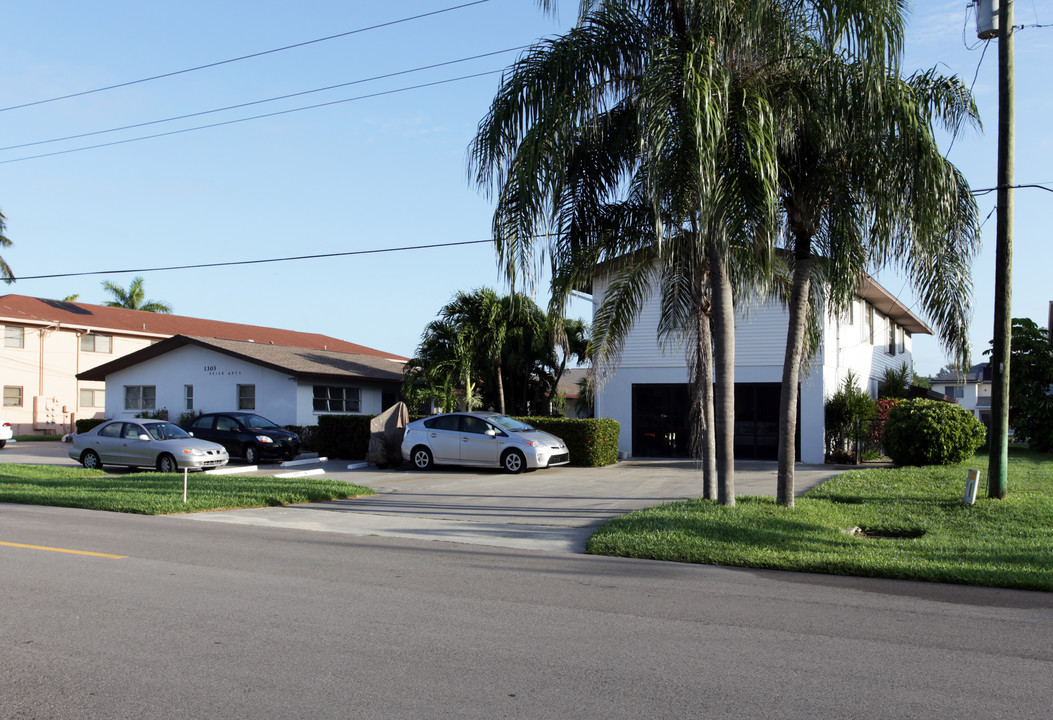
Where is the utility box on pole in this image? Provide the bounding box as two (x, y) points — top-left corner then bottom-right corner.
(975, 0), (1000, 39)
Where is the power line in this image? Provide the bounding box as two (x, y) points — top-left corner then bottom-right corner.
(0, 69), (503, 165)
(0, 0), (491, 113)
(0, 46), (528, 153)
(11, 239), (497, 281)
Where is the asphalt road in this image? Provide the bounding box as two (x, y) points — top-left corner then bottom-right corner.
(2, 503), (1051, 720)
(2, 441), (846, 552)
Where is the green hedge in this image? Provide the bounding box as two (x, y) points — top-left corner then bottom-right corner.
(515, 416), (620, 467)
(75, 418), (107, 434)
(316, 415), (373, 459)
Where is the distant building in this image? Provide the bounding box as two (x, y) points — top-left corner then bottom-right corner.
(930, 362), (992, 427)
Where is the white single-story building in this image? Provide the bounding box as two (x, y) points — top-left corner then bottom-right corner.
(77, 335), (406, 427)
(591, 272), (930, 464)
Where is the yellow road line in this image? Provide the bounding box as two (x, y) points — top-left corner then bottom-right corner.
(0, 541), (127, 559)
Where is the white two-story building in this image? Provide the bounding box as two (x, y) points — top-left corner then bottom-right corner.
(591, 273), (928, 464)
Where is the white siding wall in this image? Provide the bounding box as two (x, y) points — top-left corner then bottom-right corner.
(103, 345), (299, 423)
(100, 345), (387, 427)
(593, 277), (914, 465)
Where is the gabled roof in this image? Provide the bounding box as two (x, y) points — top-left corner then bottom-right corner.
(77, 335), (406, 383)
(0, 294), (406, 360)
(585, 253), (933, 335)
(932, 362), (991, 384)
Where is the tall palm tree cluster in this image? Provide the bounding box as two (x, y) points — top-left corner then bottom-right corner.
(403, 288), (589, 416)
(470, 0), (980, 506)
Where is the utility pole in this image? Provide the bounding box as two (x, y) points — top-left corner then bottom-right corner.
(985, 0), (1014, 499)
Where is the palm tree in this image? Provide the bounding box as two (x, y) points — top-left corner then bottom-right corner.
(0, 210), (13, 284)
(772, 32), (981, 507)
(101, 276), (173, 313)
(442, 288), (513, 413)
(404, 317), (480, 413)
(471, 1), (827, 504)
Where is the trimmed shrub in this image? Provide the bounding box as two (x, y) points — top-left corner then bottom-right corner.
(883, 399), (986, 466)
(516, 416), (619, 467)
(316, 415), (373, 459)
(284, 425), (318, 453)
(75, 418), (107, 434)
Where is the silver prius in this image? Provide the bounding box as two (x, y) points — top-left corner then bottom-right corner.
(401, 412), (570, 474)
(69, 419), (229, 473)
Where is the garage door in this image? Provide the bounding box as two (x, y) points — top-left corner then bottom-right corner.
(631, 382), (797, 460)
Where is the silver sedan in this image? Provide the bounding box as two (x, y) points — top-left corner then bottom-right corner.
(69, 419), (229, 472)
(401, 412), (570, 474)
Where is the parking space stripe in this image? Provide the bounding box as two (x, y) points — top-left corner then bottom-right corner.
(0, 541), (127, 559)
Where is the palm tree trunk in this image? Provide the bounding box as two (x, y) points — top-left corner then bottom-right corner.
(708, 241), (735, 506)
(692, 301), (718, 500)
(494, 358), (506, 414)
(777, 228), (813, 508)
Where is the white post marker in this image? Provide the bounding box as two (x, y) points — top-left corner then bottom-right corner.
(964, 468), (981, 505)
(183, 468), (188, 504)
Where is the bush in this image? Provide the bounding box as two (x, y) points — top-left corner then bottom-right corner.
(824, 372), (877, 463)
(75, 418), (107, 434)
(516, 416), (619, 467)
(315, 415), (373, 459)
(883, 399), (986, 466)
(284, 425), (318, 453)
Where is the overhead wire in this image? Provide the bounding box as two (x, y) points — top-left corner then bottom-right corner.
(0, 69), (504, 165)
(0, 0), (492, 113)
(0, 46), (529, 153)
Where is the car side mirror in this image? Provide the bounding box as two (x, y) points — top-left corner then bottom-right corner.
(486, 429), (498, 438)
(138, 434), (150, 441)
(187, 431), (194, 437)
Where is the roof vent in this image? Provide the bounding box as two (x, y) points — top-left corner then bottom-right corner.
(247, 339), (254, 343)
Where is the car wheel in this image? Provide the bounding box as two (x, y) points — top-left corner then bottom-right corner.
(411, 446), (433, 470)
(502, 449), (526, 474)
(0, 440), (6, 449)
(157, 453), (177, 473)
(81, 449), (102, 470)
(244, 444), (260, 464)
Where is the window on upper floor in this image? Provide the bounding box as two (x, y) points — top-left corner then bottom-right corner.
(80, 333), (112, 353)
(888, 321), (897, 355)
(4, 326), (24, 348)
(862, 304), (875, 345)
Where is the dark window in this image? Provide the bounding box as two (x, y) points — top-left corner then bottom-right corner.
(313, 386), (360, 413)
(189, 415), (214, 431)
(424, 415), (461, 432)
(462, 415), (491, 434)
(237, 385), (255, 411)
(216, 416), (239, 432)
(98, 422), (123, 438)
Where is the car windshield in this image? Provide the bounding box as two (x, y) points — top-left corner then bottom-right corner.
(487, 415), (535, 432)
(241, 414), (279, 429)
(146, 422), (192, 441)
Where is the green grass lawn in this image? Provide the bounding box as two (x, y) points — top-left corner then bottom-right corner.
(587, 449), (1053, 591)
(0, 464), (374, 515)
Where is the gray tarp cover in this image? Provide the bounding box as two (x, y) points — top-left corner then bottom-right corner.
(365, 401), (409, 466)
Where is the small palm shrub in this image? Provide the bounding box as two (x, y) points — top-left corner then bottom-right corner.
(883, 399), (986, 466)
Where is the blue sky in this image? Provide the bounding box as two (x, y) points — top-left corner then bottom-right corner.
(0, 1), (1049, 375)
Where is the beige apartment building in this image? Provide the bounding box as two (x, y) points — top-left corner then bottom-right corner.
(1, 294), (404, 435)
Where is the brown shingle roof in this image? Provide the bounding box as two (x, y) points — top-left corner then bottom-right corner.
(0, 294), (406, 360)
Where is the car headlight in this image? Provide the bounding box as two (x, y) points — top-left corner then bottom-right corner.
(523, 440), (540, 447)
(183, 448), (202, 455)
(256, 435), (275, 443)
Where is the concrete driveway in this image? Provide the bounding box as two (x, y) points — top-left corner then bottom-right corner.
(3, 441), (847, 553)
